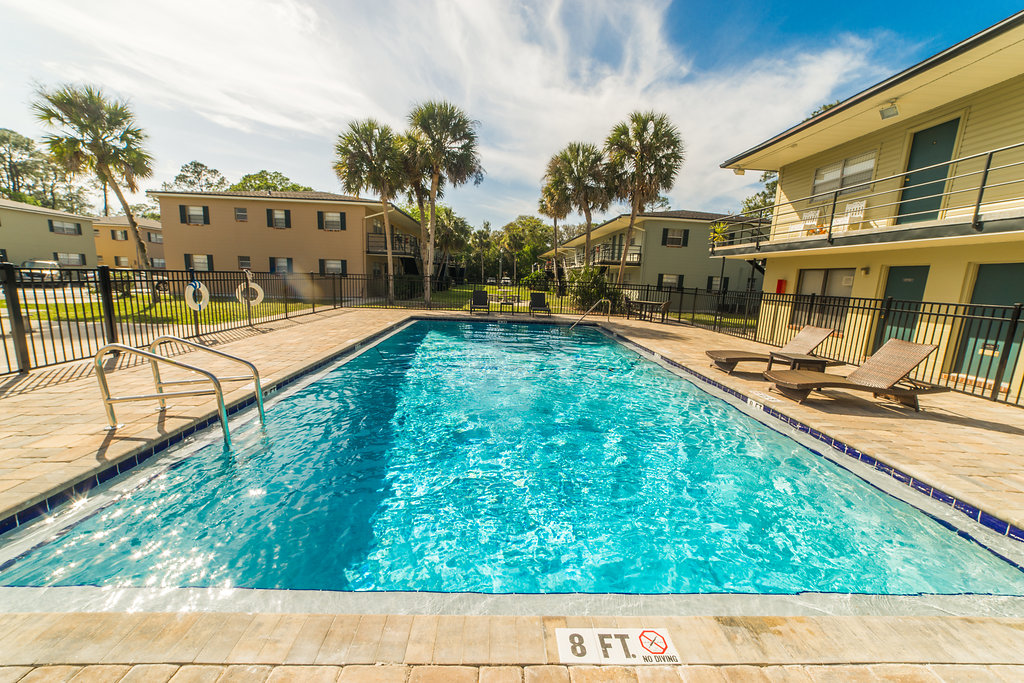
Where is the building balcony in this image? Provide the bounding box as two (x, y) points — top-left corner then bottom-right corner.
(366, 232), (420, 258)
(567, 244), (642, 267)
(709, 140), (1024, 256)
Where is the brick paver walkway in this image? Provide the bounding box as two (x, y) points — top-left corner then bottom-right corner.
(1, 612), (1023, 679)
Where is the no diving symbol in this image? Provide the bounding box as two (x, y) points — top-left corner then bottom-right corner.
(638, 630), (668, 655)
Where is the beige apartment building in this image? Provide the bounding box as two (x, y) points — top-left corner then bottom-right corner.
(93, 215), (164, 269)
(149, 190), (422, 281)
(0, 197), (97, 268)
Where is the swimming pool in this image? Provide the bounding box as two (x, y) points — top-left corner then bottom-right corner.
(2, 320), (1023, 595)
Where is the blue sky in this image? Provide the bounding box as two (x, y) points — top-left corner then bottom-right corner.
(0, 0), (1019, 227)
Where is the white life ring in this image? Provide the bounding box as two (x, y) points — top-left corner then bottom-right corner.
(235, 281), (265, 306)
(185, 280), (210, 312)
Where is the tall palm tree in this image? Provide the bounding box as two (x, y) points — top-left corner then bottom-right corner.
(605, 111), (685, 284)
(334, 119), (406, 303)
(546, 142), (609, 267)
(399, 130), (437, 285)
(538, 178), (570, 288)
(33, 85), (154, 269)
(408, 101), (484, 303)
(471, 226), (490, 283)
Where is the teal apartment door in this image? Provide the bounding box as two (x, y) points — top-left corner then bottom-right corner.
(955, 262), (1024, 383)
(876, 265), (929, 349)
(895, 118), (960, 224)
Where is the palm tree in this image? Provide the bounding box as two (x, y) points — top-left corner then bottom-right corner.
(33, 85), (154, 270)
(399, 130), (436, 285)
(538, 178), (570, 289)
(334, 119), (406, 303)
(605, 111), (685, 284)
(546, 142), (609, 266)
(434, 206), (471, 280)
(408, 101), (484, 302)
(471, 226), (490, 283)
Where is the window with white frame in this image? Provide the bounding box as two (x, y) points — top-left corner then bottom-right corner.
(186, 206), (206, 224)
(271, 209), (289, 228)
(272, 257), (291, 272)
(659, 274), (683, 290)
(51, 220), (81, 235)
(320, 259), (346, 275)
(147, 231), (163, 243)
(812, 151), (876, 200)
(238, 255), (251, 270)
(152, 258), (166, 269)
(55, 252), (85, 266)
(235, 207), (248, 221)
(190, 254), (211, 271)
(662, 228), (689, 248)
(322, 212), (344, 231)
(114, 256), (130, 267)
(111, 229), (128, 241)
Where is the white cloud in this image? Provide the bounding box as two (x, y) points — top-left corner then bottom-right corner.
(0, 0), (893, 224)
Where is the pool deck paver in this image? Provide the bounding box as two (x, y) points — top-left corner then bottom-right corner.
(2, 310), (1024, 674)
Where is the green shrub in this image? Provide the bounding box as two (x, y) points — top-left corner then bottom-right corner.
(569, 267), (623, 312)
(519, 271), (549, 290)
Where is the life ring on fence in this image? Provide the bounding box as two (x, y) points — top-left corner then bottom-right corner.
(185, 280), (210, 312)
(235, 281), (265, 306)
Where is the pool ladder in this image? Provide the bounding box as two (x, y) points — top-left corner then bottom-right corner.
(94, 336), (266, 447)
(569, 298), (612, 330)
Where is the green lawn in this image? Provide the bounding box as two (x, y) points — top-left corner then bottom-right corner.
(23, 295), (312, 325)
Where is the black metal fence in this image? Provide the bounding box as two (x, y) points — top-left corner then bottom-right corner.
(2, 265), (1021, 406)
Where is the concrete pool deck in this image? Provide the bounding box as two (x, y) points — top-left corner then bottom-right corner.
(2, 308), (1024, 673)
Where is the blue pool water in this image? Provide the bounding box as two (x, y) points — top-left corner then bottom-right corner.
(2, 321), (1023, 594)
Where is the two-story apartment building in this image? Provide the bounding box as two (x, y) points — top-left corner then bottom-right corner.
(711, 11), (1024, 394)
(92, 215), (164, 269)
(0, 197), (97, 268)
(544, 210), (761, 292)
(149, 190), (422, 281)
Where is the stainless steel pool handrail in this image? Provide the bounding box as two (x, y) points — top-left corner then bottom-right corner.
(149, 335), (265, 424)
(94, 343), (232, 446)
(569, 298), (611, 330)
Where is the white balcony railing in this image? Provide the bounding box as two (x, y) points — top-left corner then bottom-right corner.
(710, 140), (1024, 251)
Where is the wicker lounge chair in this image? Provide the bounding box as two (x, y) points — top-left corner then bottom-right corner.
(764, 338), (949, 411)
(470, 289), (490, 313)
(706, 325), (834, 374)
(529, 292), (551, 315)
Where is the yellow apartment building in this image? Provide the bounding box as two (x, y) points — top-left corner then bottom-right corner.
(0, 197), (96, 268)
(92, 215), (164, 269)
(149, 190), (422, 281)
(711, 11), (1024, 397)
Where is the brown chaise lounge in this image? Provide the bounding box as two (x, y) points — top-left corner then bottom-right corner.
(706, 325), (834, 374)
(764, 338), (950, 411)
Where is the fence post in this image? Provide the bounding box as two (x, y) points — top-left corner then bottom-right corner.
(310, 272), (316, 314)
(874, 296), (893, 351)
(990, 303), (1022, 401)
(333, 275), (338, 309)
(1, 263), (31, 373)
(690, 288), (698, 324)
(243, 270), (253, 327)
(96, 265), (119, 345)
(284, 274), (289, 318)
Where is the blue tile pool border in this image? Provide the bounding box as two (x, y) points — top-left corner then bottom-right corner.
(599, 327), (1024, 547)
(3, 314), (1022, 551)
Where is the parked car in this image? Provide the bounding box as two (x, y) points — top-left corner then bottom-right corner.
(486, 277), (496, 284)
(110, 268), (170, 295)
(20, 260), (62, 287)
(500, 276), (511, 285)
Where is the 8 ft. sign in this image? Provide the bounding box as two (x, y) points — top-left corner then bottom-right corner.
(556, 628), (680, 665)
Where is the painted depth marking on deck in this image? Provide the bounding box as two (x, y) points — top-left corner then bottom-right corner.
(555, 627), (680, 665)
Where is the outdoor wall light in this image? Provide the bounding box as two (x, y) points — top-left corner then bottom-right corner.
(861, 266), (871, 275)
(879, 102), (899, 120)
(733, 167), (745, 176)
